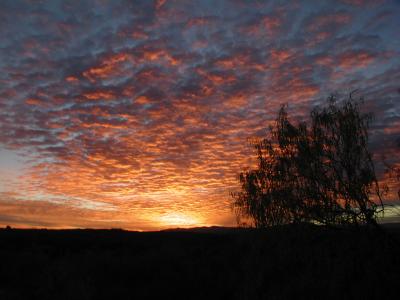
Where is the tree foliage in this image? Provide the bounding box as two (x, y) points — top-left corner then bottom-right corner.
(232, 94), (384, 228)
(383, 138), (400, 201)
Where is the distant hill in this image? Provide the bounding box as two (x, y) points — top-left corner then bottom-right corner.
(160, 222), (400, 233)
(159, 226), (245, 233)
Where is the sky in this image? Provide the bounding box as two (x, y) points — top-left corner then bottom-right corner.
(0, 0), (399, 230)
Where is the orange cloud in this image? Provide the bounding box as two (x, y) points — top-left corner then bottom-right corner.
(25, 98), (44, 106)
(66, 76), (79, 83)
(83, 91), (116, 100)
(83, 53), (131, 81)
(337, 51), (375, 69)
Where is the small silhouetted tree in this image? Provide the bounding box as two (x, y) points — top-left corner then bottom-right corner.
(383, 139), (400, 201)
(232, 94), (384, 228)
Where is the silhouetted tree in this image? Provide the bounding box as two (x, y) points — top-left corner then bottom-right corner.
(383, 144), (400, 200)
(232, 93), (384, 228)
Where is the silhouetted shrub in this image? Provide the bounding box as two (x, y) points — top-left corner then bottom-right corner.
(232, 93), (385, 228)
(383, 153), (400, 201)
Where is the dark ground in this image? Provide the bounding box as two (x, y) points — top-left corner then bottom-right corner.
(0, 224), (399, 300)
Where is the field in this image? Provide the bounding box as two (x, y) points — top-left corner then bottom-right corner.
(0, 225), (399, 299)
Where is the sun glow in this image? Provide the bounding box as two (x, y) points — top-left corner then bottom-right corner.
(158, 213), (201, 227)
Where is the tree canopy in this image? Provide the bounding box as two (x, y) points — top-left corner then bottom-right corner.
(232, 94), (385, 228)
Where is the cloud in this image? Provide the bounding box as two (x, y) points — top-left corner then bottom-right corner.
(0, 0), (399, 230)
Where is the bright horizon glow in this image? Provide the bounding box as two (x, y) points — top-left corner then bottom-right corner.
(158, 213), (203, 227)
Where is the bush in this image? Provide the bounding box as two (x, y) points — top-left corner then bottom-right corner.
(232, 93), (385, 228)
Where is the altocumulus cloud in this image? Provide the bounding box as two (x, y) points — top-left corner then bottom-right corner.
(0, 0), (399, 230)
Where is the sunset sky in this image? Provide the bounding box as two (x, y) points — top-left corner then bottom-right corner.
(0, 0), (399, 230)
